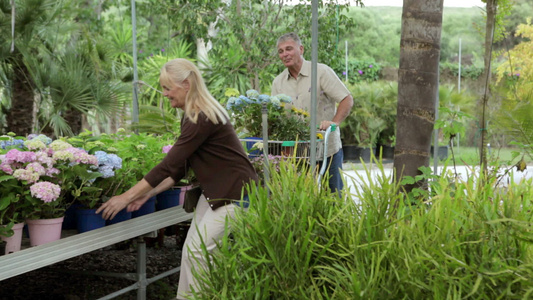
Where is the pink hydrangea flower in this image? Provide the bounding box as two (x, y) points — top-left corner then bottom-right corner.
(35, 151), (55, 168)
(30, 181), (61, 203)
(0, 162), (14, 174)
(26, 162), (46, 176)
(162, 145), (173, 154)
(61, 147), (97, 166)
(13, 169), (40, 183)
(46, 167), (60, 176)
(4, 149), (37, 164)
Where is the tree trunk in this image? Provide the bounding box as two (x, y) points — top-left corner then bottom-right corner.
(63, 108), (83, 136)
(7, 61), (35, 136)
(393, 0), (444, 194)
(479, 0), (497, 172)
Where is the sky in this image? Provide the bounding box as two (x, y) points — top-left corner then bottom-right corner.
(363, 0), (485, 7)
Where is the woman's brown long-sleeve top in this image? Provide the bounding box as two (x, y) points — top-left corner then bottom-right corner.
(144, 113), (258, 210)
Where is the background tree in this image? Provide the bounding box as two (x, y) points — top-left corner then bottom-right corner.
(393, 0), (444, 194)
(478, 0), (512, 170)
(0, 0), (61, 135)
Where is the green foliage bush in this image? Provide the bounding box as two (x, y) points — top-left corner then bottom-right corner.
(440, 61), (484, 80)
(334, 59), (382, 84)
(192, 159), (533, 299)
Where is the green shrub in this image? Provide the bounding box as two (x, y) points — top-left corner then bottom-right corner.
(191, 159), (533, 299)
(334, 59), (382, 84)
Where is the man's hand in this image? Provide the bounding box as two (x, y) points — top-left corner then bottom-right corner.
(319, 120), (338, 131)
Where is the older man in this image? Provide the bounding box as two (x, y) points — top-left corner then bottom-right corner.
(271, 32), (354, 195)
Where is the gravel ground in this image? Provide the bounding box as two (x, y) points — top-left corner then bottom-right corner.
(0, 227), (188, 300)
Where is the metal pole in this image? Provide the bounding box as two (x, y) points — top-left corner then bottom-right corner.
(345, 40), (348, 82)
(131, 0), (140, 132)
(458, 38), (462, 93)
(433, 70), (440, 176)
(10, 0), (15, 52)
(136, 237), (147, 300)
(457, 38), (462, 149)
(261, 103), (270, 195)
(310, 0), (319, 170)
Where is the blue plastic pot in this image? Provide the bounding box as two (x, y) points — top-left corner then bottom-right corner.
(156, 188), (181, 211)
(76, 208), (106, 233)
(132, 196), (156, 218)
(62, 202), (82, 230)
(106, 208), (132, 226)
(243, 137), (263, 158)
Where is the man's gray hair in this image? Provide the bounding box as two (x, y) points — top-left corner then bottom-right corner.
(277, 32), (301, 46)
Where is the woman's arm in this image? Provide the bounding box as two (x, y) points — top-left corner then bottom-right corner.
(96, 178), (158, 220)
(126, 177), (176, 212)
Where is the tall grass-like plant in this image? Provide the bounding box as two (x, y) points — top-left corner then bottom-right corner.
(191, 159), (533, 299)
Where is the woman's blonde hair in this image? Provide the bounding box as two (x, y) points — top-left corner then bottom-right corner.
(160, 58), (229, 124)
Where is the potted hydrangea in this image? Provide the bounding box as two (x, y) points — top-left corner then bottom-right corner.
(0, 133), (102, 245)
(227, 90), (312, 157)
(226, 89), (310, 142)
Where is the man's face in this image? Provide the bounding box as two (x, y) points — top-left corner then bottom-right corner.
(277, 39), (304, 69)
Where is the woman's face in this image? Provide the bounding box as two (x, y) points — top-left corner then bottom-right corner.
(162, 80), (189, 109)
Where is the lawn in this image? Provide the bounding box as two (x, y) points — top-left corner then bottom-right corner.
(343, 146), (521, 171)
(445, 146), (518, 166)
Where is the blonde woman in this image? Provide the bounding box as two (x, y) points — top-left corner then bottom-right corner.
(97, 58), (258, 298)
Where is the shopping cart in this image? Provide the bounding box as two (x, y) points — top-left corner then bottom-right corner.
(241, 139), (324, 159)
(240, 124), (336, 186)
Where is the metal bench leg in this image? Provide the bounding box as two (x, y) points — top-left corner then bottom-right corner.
(136, 237), (147, 300)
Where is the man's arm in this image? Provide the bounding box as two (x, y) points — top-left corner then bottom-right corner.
(319, 94), (354, 130)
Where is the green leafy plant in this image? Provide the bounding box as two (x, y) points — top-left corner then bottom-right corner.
(334, 59), (382, 84)
(343, 83), (388, 147)
(194, 158), (533, 299)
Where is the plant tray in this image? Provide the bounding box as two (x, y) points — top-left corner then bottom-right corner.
(240, 138), (325, 160)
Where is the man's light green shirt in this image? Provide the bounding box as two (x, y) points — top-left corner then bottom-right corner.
(271, 60), (351, 158)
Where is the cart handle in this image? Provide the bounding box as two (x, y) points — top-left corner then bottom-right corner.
(318, 124), (336, 183)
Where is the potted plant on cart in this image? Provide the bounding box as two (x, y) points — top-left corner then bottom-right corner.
(226, 89), (311, 156)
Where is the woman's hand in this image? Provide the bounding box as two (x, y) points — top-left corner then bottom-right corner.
(127, 194), (151, 212)
(96, 194), (131, 220)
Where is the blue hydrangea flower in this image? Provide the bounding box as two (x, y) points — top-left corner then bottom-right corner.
(94, 151), (109, 166)
(107, 154), (122, 169)
(246, 89), (260, 100)
(98, 165), (115, 178)
(270, 96), (281, 107)
(277, 94), (292, 103)
(226, 97), (237, 110)
(0, 139), (25, 150)
(30, 134), (53, 145)
(239, 95), (253, 104)
(258, 94), (270, 103)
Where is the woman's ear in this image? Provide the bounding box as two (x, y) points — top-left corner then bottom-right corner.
(182, 79), (190, 91)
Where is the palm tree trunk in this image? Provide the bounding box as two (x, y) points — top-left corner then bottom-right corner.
(393, 0), (444, 194)
(7, 61), (34, 136)
(63, 108), (83, 136)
